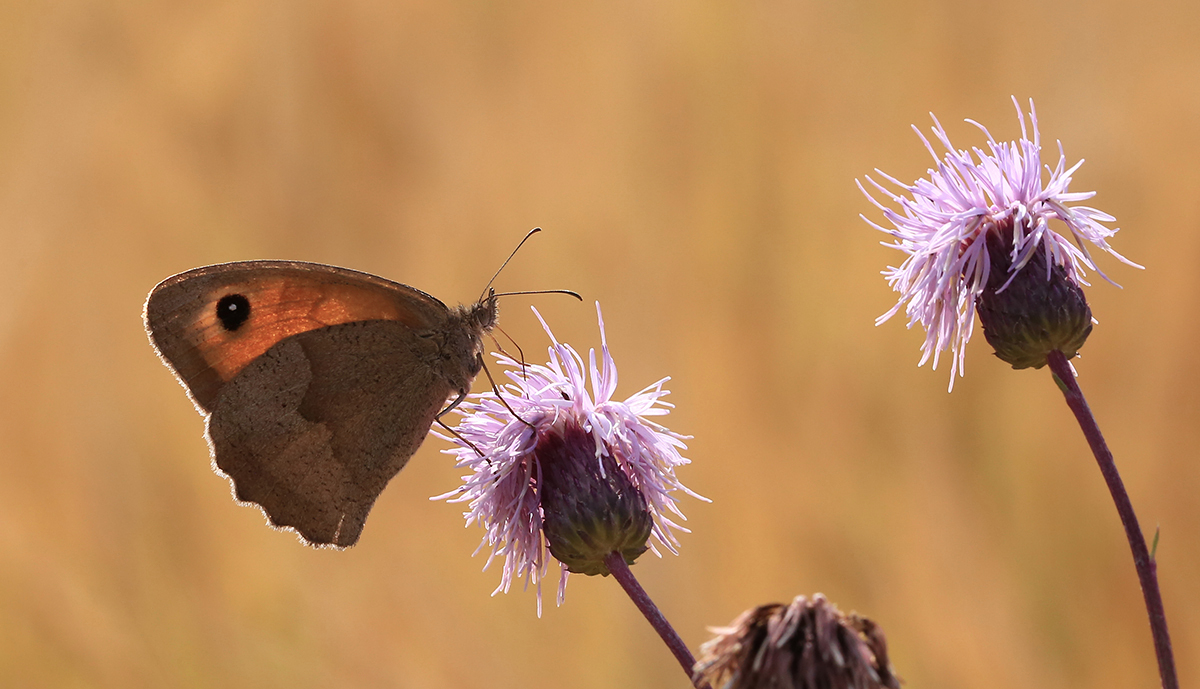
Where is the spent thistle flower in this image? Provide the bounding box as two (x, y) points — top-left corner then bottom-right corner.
(859, 97), (1140, 388)
(435, 303), (703, 615)
(694, 594), (900, 689)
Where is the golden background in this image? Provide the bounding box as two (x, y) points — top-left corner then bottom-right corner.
(0, 1), (1196, 687)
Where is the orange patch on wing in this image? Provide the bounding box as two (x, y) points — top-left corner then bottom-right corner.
(185, 277), (431, 383)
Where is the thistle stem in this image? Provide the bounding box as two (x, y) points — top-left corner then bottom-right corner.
(604, 552), (707, 688)
(1046, 350), (1177, 689)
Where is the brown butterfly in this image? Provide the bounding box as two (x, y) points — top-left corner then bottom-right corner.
(144, 259), (500, 548)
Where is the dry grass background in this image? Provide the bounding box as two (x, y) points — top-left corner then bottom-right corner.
(0, 1), (1197, 687)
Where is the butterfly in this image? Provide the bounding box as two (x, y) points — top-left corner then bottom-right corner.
(144, 259), (498, 547)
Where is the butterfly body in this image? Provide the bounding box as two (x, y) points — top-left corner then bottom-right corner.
(145, 260), (497, 547)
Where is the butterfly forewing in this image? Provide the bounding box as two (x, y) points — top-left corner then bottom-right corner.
(145, 260), (451, 411)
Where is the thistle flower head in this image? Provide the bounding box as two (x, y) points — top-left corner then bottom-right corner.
(694, 594), (900, 689)
(859, 97), (1140, 388)
(435, 303), (703, 615)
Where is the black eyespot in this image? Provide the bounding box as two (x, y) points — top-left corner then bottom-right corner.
(216, 293), (251, 331)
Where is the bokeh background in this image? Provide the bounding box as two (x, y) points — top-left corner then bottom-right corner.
(0, 1), (1197, 687)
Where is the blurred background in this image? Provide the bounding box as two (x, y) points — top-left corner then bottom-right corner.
(0, 0), (1197, 687)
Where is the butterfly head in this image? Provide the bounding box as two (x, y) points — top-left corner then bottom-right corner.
(441, 289), (500, 392)
(468, 287), (501, 334)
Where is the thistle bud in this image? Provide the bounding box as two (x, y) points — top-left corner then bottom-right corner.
(976, 222), (1093, 369)
(537, 424), (653, 576)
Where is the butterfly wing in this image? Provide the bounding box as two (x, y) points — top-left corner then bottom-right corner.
(144, 261), (456, 546)
(207, 319), (453, 546)
(145, 260), (451, 411)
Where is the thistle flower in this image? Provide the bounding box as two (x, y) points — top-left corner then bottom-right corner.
(435, 303), (702, 615)
(694, 594), (900, 689)
(859, 97), (1140, 388)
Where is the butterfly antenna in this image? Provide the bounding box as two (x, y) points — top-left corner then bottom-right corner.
(492, 288), (582, 301)
(480, 227), (543, 302)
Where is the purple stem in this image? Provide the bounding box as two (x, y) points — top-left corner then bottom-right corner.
(604, 552), (708, 688)
(1046, 350), (1177, 689)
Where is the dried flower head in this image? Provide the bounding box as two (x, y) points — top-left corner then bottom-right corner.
(859, 97), (1139, 388)
(436, 303), (703, 615)
(694, 594), (900, 689)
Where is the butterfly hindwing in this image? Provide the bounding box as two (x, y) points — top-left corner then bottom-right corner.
(207, 320), (453, 547)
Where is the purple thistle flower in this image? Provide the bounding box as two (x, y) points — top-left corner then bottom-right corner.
(434, 303), (704, 615)
(859, 97), (1140, 389)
